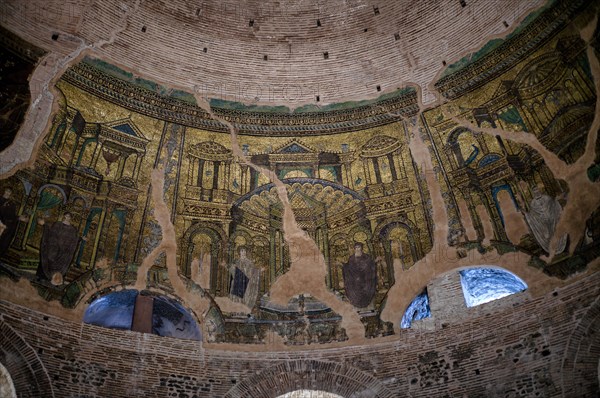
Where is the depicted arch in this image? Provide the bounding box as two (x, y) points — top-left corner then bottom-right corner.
(561, 294), (600, 396)
(25, 184), (69, 250)
(225, 360), (395, 398)
(446, 127), (479, 167)
(0, 321), (54, 397)
(233, 177), (365, 207)
(36, 183), (67, 201)
(179, 222), (227, 286)
(478, 153), (502, 168)
(327, 232), (350, 290)
(374, 217), (423, 274)
(0, 362), (16, 398)
(491, 182), (518, 226)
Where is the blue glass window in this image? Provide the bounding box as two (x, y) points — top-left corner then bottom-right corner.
(459, 267), (527, 307)
(83, 289), (138, 330)
(84, 290), (201, 340)
(152, 296), (202, 340)
(400, 289), (431, 329)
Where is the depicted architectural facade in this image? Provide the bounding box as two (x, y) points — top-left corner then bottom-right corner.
(0, 0), (599, 396)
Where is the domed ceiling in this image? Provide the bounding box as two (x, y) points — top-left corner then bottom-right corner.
(0, 0), (599, 350)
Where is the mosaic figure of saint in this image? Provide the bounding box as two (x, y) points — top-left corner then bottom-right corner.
(523, 187), (567, 254)
(342, 242), (377, 308)
(36, 212), (80, 285)
(0, 188), (18, 254)
(229, 246), (260, 309)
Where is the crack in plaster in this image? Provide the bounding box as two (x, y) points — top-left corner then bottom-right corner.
(444, 15), (600, 259)
(0, 0), (143, 177)
(190, 92), (365, 343)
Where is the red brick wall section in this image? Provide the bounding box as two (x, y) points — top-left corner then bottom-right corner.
(0, 271), (598, 397)
(560, 294), (600, 397)
(0, 321), (55, 398)
(224, 360), (395, 398)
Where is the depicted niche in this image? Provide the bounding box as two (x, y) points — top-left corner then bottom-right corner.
(400, 289), (431, 329)
(459, 267), (527, 307)
(83, 290), (201, 340)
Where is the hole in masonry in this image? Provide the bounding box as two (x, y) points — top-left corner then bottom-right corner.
(51, 33), (59, 41)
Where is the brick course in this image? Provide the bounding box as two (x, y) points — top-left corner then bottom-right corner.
(0, 270), (598, 397)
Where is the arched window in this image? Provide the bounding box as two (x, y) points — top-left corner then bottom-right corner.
(0, 362), (17, 398)
(83, 290), (201, 340)
(400, 289), (431, 329)
(83, 289), (137, 330)
(459, 267), (527, 307)
(277, 391), (344, 398)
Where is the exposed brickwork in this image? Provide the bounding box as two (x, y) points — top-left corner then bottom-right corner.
(0, 271), (598, 397)
(0, 321), (55, 398)
(560, 295), (600, 396)
(0, 0), (543, 104)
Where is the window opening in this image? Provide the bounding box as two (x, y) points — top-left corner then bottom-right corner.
(400, 288), (431, 328)
(459, 267), (527, 307)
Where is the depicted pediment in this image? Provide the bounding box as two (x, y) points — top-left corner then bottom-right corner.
(273, 140), (316, 154)
(104, 118), (148, 141)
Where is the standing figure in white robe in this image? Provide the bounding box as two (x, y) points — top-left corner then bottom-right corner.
(523, 186), (567, 255)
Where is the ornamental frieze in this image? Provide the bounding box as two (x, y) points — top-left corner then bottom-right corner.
(182, 201), (230, 219)
(364, 194), (413, 215)
(435, 0), (588, 99)
(62, 62), (419, 136)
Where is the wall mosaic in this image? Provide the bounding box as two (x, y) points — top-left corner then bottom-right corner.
(0, 0), (599, 346)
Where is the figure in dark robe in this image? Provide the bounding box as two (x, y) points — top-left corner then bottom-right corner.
(0, 188), (18, 255)
(36, 212), (79, 284)
(342, 242), (377, 308)
(228, 246), (260, 309)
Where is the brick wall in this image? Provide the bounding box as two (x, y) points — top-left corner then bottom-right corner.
(0, 271), (598, 397)
(0, 0), (542, 105)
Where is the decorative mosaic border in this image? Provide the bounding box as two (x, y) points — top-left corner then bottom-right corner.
(62, 62), (419, 136)
(435, 0), (589, 99)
